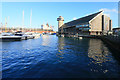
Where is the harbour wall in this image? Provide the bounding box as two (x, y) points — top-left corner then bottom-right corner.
(100, 35), (120, 52)
(57, 34), (120, 53)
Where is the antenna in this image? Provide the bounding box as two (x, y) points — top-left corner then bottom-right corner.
(30, 9), (32, 27)
(8, 16), (9, 27)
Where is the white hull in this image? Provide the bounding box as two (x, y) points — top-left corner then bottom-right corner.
(0, 36), (22, 41)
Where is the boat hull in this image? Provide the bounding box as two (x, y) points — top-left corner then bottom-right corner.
(0, 36), (22, 42)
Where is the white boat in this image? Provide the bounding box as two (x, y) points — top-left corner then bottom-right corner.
(0, 32), (22, 41)
(1, 32), (13, 36)
(79, 37), (83, 39)
(14, 32), (40, 39)
(33, 33), (41, 38)
(24, 32), (35, 39)
(14, 31), (27, 40)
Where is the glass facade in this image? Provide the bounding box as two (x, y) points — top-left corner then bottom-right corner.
(76, 24), (90, 31)
(79, 27), (91, 31)
(76, 24), (89, 28)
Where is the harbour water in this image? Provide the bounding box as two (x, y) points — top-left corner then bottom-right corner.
(1, 35), (120, 78)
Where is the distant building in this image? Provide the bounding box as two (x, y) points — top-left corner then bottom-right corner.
(57, 11), (112, 35)
(41, 23), (53, 31)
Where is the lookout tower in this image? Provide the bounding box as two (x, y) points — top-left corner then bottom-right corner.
(57, 16), (64, 29)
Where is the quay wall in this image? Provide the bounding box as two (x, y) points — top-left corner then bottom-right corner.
(57, 34), (120, 52)
(100, 35), (120, 52)
(60, 34), (101, 38)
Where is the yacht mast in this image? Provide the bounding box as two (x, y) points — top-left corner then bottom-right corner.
(5, 17), (7, 32)
(30, 9), (32, 27)
(22, 10), (24, 32)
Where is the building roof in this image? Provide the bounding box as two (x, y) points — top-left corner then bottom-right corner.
(64, 11), (103, 27)
(113, 28), (120, 30)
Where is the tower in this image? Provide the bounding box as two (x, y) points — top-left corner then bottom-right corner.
(57, 16), (64, 32)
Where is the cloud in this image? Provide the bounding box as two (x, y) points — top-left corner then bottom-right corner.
(104, 13), (110, 17)
(99, 8), (118, 13)
(73, 17), (77, 20)
(99, 8), (118, 17)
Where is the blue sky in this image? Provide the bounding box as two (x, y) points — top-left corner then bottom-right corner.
(1, 2), (118, 31)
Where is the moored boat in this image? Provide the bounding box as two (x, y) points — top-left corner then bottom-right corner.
(24, 32), (35, 39)
(14, 31), (28, 40)
(0, 32), (22, 41)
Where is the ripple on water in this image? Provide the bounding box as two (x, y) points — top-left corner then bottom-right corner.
(2, 36), (120, 78)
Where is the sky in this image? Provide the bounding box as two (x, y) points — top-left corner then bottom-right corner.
(1, 0), (120, 2)
(1, 2), (118, 31)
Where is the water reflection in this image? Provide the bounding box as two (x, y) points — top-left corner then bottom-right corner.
(87, 39), (119, 77)
(56, 37), (120, 78)
(88, 39), (112, 64)
(58, 37), (65, 50)
(56, 37), (65, 63)
(41, 35), (51, 46)
(0, 42), (2, 79)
